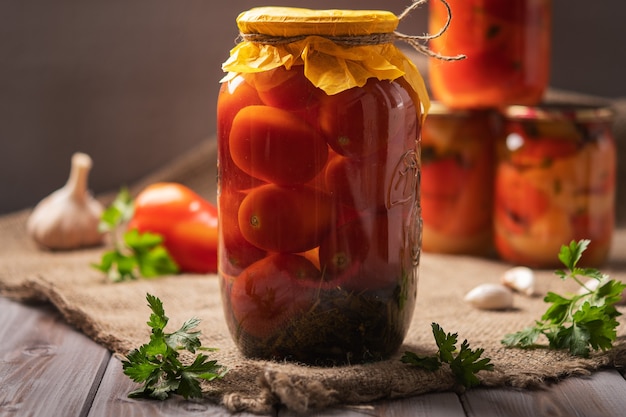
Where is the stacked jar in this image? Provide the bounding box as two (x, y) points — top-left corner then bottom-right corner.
(420, 103), (499, 256)
(494, 105), (616, 267)
(425, 0), (616, 267)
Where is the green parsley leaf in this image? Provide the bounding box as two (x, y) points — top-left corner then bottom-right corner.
(122, 293), (227, 400)
(547, 322), (591, 357)
(400, 351), (442, 371)
(501, 325), (542, 348)
(92, 189), (179, 282)
(595, 280), (625, 305)
(541, 292), (571, 324)
(92, 250), (139, 282)
(502, 239), (626, 357)
(572, 303), (619, 351)
(146, 293), (168, 330)
(99, 187), (134, 234)
(401, 322), (494, 389)
(449, 340), (494, 389)
(165, 317), (202, 353)
(124, 229), (179, 278)
(177, 354), (225, 399)
(432, 323), (457, 364)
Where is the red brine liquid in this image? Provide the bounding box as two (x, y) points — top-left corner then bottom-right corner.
(217, 66), (423, 364)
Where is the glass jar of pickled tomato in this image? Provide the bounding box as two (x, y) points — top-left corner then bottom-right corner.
(428, 0), (552, 108)
(495, 103), (616, 268)
(421, 102), (499, 256)
(217, 7), (429, 364)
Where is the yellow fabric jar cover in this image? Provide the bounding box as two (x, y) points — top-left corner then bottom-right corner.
(221, 7), (430, 116)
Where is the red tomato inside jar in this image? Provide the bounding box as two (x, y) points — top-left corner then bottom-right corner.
(428, 0), (552, 108)
(421, 103), (498, 256)
(217, 7), (428, 364)
(494, 104), (616, 268)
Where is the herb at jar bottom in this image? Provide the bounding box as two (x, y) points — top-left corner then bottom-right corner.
(222, 281), (416, 366)
(122, 293), (227, 400)
(401, 323), (494, 389)
(502, 239), (626, 358)
(92, 188), (179, 282)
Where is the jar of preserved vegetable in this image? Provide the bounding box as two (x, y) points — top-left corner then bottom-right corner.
(428, 0), (552, 108)
(495, 104), (616, 268)
(217, 6), (430, 364)
(421, 102), (498, 256)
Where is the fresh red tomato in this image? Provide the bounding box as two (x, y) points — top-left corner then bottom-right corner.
(128, 182), (218, 274)
(250, 65), (324, 111)
(168, 218), (218, 273)
(217, 75), (265, 190)
(229, 105), (329, 185)
(229, 253), (318, 339)
(219, 190), (266, 275)
(318, 78), (413, 158)
(238, 184), (334, 253)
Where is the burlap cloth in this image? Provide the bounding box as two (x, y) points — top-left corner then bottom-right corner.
(2, 93), (626, 414)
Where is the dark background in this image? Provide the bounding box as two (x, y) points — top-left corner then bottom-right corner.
(1, 0), (623, 214)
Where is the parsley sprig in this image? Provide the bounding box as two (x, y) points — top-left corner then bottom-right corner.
(92, 188), (178, 282)
(401, 323), (494, 388)
(122, 293), (227, 400)
(502, 239), (625, 357)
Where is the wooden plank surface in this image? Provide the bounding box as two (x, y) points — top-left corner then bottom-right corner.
(373, 393), (466, 417)
(0, 297), (110, 417)
(461, 369), (626, 417)
(280, 393), (466, 417)
(3, 296), (626, 417)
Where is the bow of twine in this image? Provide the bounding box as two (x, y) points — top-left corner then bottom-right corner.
(238, 0), (465, 62)
(396, 0), (465, 61)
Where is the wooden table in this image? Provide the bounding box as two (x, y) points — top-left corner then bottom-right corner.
(3, 296), (626, 417)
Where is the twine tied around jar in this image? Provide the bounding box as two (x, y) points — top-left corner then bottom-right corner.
(396, 0), (465, 61)
(238, 0), (465, 62)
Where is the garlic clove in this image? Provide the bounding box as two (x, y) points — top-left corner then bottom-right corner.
(501, 266), (537, 297)
(464, 283), (514, 310)
(26, 152), (105, 250)
(578, 278), (601, 294)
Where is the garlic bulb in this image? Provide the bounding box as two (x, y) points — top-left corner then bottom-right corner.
(501, 266), (537, 297)
(27, 152), (105, 250)
(464, 283), (514, 310)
